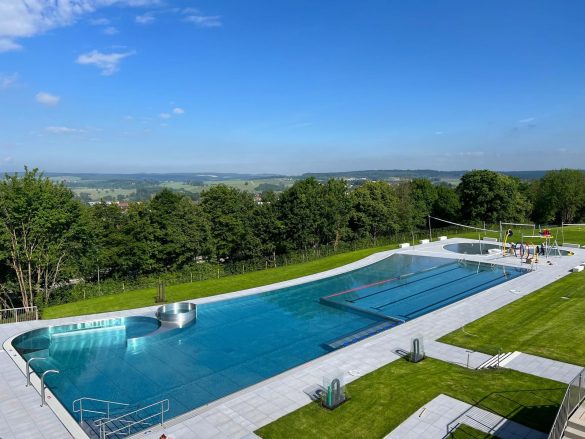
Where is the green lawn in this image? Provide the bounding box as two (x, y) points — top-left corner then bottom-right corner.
(449, 425), (497, 438)
(43, 244), (396, 319)
(256, 358), (564, 439)
(440, 270), (585, 366)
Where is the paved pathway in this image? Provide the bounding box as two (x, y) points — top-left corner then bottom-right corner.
(0, 238), (582, 438)
(424, 340), (492, 369)
(425, 341), (583, 384)
(384, 394), (547, 439)
(505, 352), (583, 384)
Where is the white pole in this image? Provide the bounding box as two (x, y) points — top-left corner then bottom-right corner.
(428, 215), (432, 242)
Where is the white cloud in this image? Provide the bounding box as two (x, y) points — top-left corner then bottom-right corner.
(103, 26), (118, 35)
(457, 151), (485, 157)
(0, 72), (19, 89)
(46, 126), (85, 134)
(0, 38), (22, 52)
(89, 18), (110, 25)
(0, 1), (160, 51)
(36, 92), (61, 106)
(76, 50), (135, 75)
(172, 107), (185, 115)
(518, 117), (535, 124)
(184, 14), (222, 28)
(136, 14), (155, 24)
(159, 112), (171, 119)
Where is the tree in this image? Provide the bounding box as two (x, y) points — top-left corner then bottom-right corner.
(408, 178), (438, 227)
(200, 185), (260, 260)
(0, 168), (85, 307)
(350, 181), (399, 241)
(457, 170), (530, 223)
(532, 169), (585, 224)
(148, 189), (214, 269)
(252, 191), (284, 259)
(322, 179), (352, 249)
(84, 202), (127, 278)
(432, 184), (461, 221)
(276, 178), (326, 250)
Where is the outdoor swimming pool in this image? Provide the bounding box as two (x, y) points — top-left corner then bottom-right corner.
(12, 253), (527, 436)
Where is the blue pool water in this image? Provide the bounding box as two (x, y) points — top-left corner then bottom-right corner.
(13, 254), (526, 428)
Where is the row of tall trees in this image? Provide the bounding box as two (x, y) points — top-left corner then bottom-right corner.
(1, 168), (584, 308)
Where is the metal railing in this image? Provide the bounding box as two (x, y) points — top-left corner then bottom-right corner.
(40, 370), (59, 406)
(0, 306), (38, 324)
(95, 399), (169, 439)
(72, 397), (130, 424)
(549, 368), (585, 439)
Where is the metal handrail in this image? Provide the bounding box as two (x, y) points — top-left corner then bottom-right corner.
(72, 397), (130, 424)
(40, 370), (59, 406)
(26, 357), (46, 387)
(549, 368), (585, 439)
(95, 399), (170, 439)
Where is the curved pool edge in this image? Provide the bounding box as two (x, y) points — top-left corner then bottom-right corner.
(2, 333), (89, 439)
(0, 246), (402, 439)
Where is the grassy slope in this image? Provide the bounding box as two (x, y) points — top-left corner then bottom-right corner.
(256, 358), (564, 439)
(440, 270), (585, 365)
(43, 244), (395, 319)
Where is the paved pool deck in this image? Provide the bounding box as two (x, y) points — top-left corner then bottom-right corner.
(384, 394), (547, 439)
(0, 238), (583, 439)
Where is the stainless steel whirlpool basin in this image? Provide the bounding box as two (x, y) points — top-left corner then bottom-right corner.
(156, 302), (197, 327)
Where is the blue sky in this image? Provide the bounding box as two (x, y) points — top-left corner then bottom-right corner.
(0, 0), (584, 174)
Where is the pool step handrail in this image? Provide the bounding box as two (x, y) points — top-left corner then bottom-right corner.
(94, 398), (170, 439)
(40, 369), (60, 407)
(72, 397), (130, 424)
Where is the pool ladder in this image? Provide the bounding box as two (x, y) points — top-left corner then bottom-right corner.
(73, 396), (170, 439)
(25, 357), (60, 407)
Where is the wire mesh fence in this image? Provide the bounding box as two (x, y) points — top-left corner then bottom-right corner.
(48, 225), (480, 306)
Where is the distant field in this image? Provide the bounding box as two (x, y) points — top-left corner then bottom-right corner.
(203, 177), (293, 193)
(159, 181), (203, 193)
(71, 187), (136, 201)
(68, 177), (295, 201)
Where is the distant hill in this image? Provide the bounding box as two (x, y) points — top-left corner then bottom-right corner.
(302, 169), (554, 182)
(43, 172), (285, 182)
(9, 169), (576, 204)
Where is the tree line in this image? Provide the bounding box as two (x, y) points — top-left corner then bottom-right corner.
(1, 167), (584, 309)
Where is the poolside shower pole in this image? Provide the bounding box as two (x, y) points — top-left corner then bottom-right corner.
(428, 215), (432, 242)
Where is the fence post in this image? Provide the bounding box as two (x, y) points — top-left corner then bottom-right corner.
(15, 309), (18, 323)
(579, 373), (583, 408)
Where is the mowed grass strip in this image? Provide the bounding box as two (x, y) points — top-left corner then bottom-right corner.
(256, 358), (564, 439)
(449, 424), (498, 438)
(43, 245), (395, 319)
(440, 270), (585, 366)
